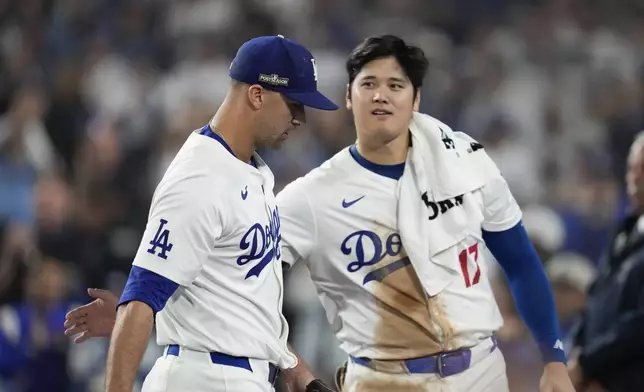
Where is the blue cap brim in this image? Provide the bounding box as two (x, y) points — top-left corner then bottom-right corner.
(283, 90), (339, 111)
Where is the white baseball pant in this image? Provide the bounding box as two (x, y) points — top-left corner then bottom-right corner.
(342, 337), (509, 392)
(141, 346), (279, 392)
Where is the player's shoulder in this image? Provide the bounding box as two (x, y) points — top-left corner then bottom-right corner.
(154, 132), (233, 199)
(278, 147), (356, 199)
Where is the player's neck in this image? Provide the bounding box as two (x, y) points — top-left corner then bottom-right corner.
(209, 102), (256, 164)
(355, 130), (410, 165)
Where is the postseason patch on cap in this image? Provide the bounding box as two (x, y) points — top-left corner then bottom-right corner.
(259, 73), (289, 86)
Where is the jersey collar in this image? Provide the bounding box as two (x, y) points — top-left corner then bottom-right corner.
(198, 125), (257, 168)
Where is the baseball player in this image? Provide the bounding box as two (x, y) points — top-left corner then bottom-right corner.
(65, 35), (575, 392)
(276, 35), (574, 392)
(64, 35), (338, 392)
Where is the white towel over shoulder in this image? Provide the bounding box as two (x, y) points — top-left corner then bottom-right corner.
(397, 112), (501, 296)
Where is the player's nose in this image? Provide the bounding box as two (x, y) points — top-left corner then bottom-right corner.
(372, 92), (389, 104)
(291, 112), (306, 126)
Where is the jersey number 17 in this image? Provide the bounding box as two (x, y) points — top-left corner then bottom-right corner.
(458, 243), (481, 288)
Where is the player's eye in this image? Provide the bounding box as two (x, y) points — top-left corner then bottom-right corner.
(287, 101), (305, 122)
(361, 81), (375, 88)
(390, 84), (404, 90)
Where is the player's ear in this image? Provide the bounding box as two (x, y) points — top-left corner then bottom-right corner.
(345, 83), (352, 110)
(247, 84), (264, 110)
(413, 89), (421, 112)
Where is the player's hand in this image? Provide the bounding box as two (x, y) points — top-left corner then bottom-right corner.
(540, 362), (577, 392)
(64, 288), (118, 343)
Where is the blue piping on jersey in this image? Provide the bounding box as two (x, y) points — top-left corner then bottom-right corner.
(349, 145), (405, 180)
(198, 125), (257, 167)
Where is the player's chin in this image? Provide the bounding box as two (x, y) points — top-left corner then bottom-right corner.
(365, 126), (403, 144)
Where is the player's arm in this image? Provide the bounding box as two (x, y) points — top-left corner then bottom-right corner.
(105, 267), (180, 391)
(478, 175), (574, 391)
(106, 300), (155, 392)
(106, 175), (220, 392)
(277, 182), (334, 391)
(478, 175), (564, 363)
(276, 179), (317, 270)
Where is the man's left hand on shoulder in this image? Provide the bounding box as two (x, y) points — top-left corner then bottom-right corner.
(540, 362), (577, 392)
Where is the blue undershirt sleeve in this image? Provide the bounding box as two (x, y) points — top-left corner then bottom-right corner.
(483, 221), (567, 364)
(118, 265), (180, 315)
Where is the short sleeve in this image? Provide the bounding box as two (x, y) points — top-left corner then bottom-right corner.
(276, 180), (316, 268)
(480, 174), (522, 232)
(132, 175), (222, 286)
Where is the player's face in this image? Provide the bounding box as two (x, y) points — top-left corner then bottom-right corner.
(254, 91), (305, 150)
(347, 57), (420, 146)
(627, 141), (644, 211)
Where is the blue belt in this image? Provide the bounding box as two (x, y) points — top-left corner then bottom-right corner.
(166, 345), (280, 385)
(350, 337), (497, 378)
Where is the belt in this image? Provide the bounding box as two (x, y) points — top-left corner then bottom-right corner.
(350, 336), (498, 378)
(166, 345), (280, 386)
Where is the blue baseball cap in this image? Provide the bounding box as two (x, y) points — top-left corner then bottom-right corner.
(229, 35), (339, 111)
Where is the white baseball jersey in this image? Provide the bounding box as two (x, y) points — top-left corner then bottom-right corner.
(277, 146), (521, 360)
(131, 130), (296, 369)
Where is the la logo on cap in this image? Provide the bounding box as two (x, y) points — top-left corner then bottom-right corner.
(311, 58), (318, 82)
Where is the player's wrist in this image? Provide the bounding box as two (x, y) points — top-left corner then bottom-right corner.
(545, 361), (567, 371)
(540, 343), (568, 365)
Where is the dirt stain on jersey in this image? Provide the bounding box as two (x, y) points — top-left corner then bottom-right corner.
(349, 370), (449, 392)
(367, 227), (457, 359)
(353, 378), (427, 392)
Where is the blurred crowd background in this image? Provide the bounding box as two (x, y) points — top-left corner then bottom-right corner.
(0, 0), (642, 391)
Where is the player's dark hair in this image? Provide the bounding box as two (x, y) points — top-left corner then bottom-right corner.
(346, 35), (429, 98)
